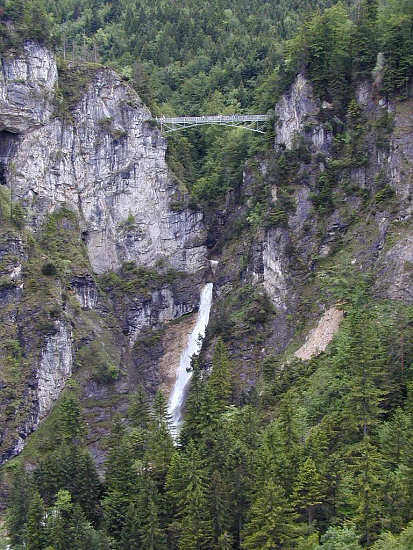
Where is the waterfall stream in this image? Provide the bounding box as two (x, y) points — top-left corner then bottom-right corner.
(168, 282), (213, 437)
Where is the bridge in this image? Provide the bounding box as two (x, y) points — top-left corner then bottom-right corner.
(153, 114), (271, 134)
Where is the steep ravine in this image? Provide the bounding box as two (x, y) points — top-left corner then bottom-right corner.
(0, 41), (412, 474)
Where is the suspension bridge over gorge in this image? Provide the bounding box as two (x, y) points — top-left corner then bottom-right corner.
(153, 114), (271, 134)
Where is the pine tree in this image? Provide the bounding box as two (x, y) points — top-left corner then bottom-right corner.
(146, 390), (174, 487)
(399, 413), (413, 516)
(48, 489), (75, 550)
(217, 531), (234, 550)
(57, 393), (86, 444)
(120, 502), (141, 550)
(128, 385), (151, 429)
(208, 337), (231, 409)
(339, 309), (386, 440)
(105, 416), (135, 497)
(351, 0), (379, 81)
(6, 464), (33, 548)
(25, 491), (45, 550)
(164, 451), (190, 548)
(351, 438), (384, 546)
(210, 469), (231, 542)
(138, 483), (167, 550)
(180, 360), (205, 444)
(34, 444), (102, 523)
(293, 457), (326, 526)
(316, 525), (362, 549)
(102, 489), (130, 541)
(178, 443), (213, 550)
(242, 479), (298, 550)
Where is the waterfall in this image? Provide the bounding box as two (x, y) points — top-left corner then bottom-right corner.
(168, 282), (213, 437)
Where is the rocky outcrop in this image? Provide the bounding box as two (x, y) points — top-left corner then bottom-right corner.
(375, 232), (413, 303)
(37, 321), (73, 420)
(2, 64), (207, 274)
(0, 42), (57, 133)
(72, 275), (98, 310)
(204, 73), (413, 394)
(262, 227), (292, 311)
(274, 73), (332, 154)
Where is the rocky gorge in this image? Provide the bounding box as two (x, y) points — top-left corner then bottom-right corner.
(0, 39), (412, 474)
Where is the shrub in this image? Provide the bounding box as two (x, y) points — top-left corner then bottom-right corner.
(41, 262), (57, 276)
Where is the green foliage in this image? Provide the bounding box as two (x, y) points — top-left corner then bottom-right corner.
(378, 2), (413, 97)
(41, 262), (57, 276)
(208, 338), (232, 409)
(0, 0), (56, 53)
(242, 479), (299, 549)
(26, 491), (45, 550)
(3, 2), (413, 549)
(316, 525), (362, 549)
(77, 341), (119, 384)
(286, 3), (352, 105)
(98, 262), (181, 298)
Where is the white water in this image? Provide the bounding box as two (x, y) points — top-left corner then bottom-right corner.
(168, 282), (213, 437)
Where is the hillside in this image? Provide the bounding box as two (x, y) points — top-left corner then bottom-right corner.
(0, 1), (413, 549)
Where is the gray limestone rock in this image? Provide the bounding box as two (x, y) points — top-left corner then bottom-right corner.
(0, 42), (57, 133)
(1, 47), (207, 275)
(37, 321), (73, 421)
(274, 73), (332, 154)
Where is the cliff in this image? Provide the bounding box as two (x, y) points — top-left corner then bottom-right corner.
(0, 43), (208, 465)
(201, 73), (412, 389)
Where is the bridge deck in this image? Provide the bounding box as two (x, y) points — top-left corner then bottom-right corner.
(154, 114), (270, 124)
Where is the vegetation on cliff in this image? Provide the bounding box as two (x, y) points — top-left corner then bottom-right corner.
(1, 0), (413, 549)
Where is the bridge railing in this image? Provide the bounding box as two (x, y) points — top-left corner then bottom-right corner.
(154, 114), (270, 124)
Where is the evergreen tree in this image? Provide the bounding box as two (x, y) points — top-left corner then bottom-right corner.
(242, 479), (298, 550)
(128, 385), (151, 429)
(120, 502), (142, 550)
(349, 438), (384, 546)
(339, 309), (386, 440)
(177, 443), (213, 550)
(179, 360), (204, 444)
(102, 489), (130, 542)
(208, 337), (232, 409)
(57, 393), (86, 444)
(293, 457), (326, 526)
(25, 491), (45, 550)
(6, 464), (33, 548)
(104, 417), (135, 497)
(138, 483), (167, 550)
(210, 469), (231, 543)
(316, 525), (362, 549)
(351, 0), (379, 81)
(48, 489), (77, 550)
(146, 390), (174, 487)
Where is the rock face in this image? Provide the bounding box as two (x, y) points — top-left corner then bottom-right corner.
(0, 42), (57, 133)
(204, 73), (413, 393)
(1, 43), (412, 470)
(274, 73), (332, 154)
(0, 43), (208, 465)
(3, 61), (206, 274)
(37, 321), (73, 420)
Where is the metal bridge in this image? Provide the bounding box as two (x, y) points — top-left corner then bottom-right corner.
(153, 114), (271, 134)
